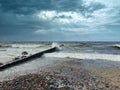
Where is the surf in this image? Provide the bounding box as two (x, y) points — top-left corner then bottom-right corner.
(45, 52), (120, 61)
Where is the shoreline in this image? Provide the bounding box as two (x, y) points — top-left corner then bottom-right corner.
(0, 59), (120, 89)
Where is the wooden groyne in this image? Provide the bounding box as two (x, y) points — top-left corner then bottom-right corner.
(0, 47), (57, 71)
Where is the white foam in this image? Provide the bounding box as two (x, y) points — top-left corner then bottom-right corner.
(11, 44), (41, 48)
(0, 57), (62, 81)
(51, 42), (62, 50)
(0, 47), (47, 63)
(45, 52), (120, 61)
(112, 44), (120, 48)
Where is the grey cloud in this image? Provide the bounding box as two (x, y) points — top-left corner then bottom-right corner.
(0, 0), (106, 33)
(0, 0), (105, 16)
(0, 0), (119, 41)
(0, 0), (52, 15)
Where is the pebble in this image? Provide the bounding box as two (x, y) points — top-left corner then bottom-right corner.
(0, 66), (117, 90)
(0, 62), (3, 66)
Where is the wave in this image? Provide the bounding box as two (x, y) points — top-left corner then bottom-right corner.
(112, 44), (120, 49)
(51, 42), (62, 51)
(45, 52), (120, 61)
(11, 44), (43, 48)
(0, 44), (12, 48)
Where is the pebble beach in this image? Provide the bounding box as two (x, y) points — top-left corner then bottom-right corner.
(0, 59), (120, 90)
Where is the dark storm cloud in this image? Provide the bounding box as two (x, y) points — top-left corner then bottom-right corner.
(0, 0), (105, 15)
(0, 0), (119, 41)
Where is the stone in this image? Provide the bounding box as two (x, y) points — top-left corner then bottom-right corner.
(0, 62), (3, 65)
(22, 51), (28, 56)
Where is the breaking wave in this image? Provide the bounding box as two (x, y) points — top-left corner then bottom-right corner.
(51, 42), (62, 51)
(45, 52), (120, 61)
(112, 44), (120, 49)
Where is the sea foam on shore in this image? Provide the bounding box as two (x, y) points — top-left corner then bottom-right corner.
(45, 52), (120, 61)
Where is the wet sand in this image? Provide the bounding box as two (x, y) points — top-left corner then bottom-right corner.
(0, 58), (120, 90)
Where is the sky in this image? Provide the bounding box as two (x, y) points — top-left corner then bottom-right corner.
(0, 0), (120, 41)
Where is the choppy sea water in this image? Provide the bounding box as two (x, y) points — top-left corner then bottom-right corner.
(0, 42), (120, 63)
(0, 42), (51, 63)
(0, 42), (120, 81)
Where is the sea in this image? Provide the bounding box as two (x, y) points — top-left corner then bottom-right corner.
(0, 42), (120, 81)
(0, 42), (120, 63)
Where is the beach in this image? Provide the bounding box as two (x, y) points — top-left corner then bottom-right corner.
(0, 42), (120, 90)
